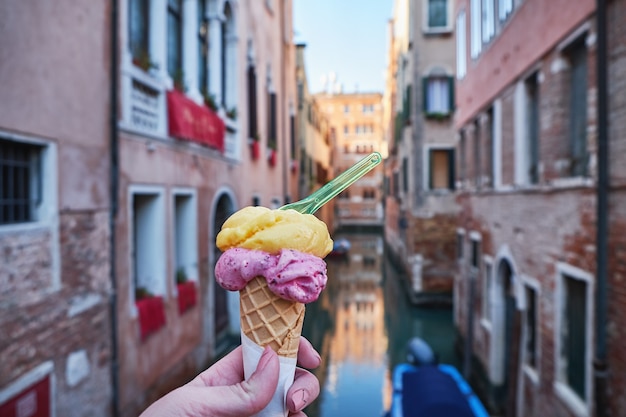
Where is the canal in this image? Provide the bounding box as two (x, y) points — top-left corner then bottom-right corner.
(302, 231), (460, 417)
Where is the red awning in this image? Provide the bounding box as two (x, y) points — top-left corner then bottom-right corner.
(167, 90), (225, 152)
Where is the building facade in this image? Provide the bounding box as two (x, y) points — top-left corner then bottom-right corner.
(0, 1), (298, 416)
(452, 0), (626, 416)
(115, 0), (297, 415)
(315, 92), (386, 230)
(384, 0), (459, 304)
(295, 44), (335, 229)
(0, 1), (114, 415)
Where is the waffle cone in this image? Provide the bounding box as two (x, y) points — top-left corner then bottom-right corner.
(239, 276), (305, 358)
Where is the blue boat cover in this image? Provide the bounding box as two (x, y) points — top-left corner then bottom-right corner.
(401, 365), (475, 417)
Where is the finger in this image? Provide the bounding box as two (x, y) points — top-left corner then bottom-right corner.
(288, 412), (308, 417)
(189, 346), (245, 388)
(184, 346), (280, 417)
(286, 368), (320, 413)
(297, 337), (322, 369)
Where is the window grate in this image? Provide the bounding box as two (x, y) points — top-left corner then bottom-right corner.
(0, 140), (41, 225)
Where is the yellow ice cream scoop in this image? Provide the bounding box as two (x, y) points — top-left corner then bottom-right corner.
(216, 206), (333, 258)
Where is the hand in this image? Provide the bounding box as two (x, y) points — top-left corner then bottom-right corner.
(139, 336), (322, 417)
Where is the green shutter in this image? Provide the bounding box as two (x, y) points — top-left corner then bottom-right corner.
(448, 76), (455, 113)
(423, 77), (429, 113)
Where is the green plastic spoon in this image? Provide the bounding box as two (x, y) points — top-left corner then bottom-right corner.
(280, 151), (382, 214)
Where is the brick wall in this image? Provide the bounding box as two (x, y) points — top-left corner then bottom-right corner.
(1, 210), (112, 417)
(607, 0), (626, 414)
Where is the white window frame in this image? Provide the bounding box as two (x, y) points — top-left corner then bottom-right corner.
(481, 0), (496, 43)
(172, 188), (199, 296)
(553, 262), (593, 417)
(470, 0), (482, 58)
(498, 0), (514, 21)
(456, 10), (467, 79)
(423, 0), (453, 34)
(128, 185), (167, 316)
(521, 275), (541, 385)
(481, 255), (493, 329)
(0, 132), (60, 291)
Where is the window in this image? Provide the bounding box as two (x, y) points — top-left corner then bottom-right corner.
(482, 260), (493, 321)
(167, 0), (183, 77)
(557, 267), (591, 407)
(401, 157), (408, 193)
(247, 64), (258, 139)
(459, 130), (467, 185)
(131, 189), (166, 302)
(424, 76), (453, 115)
(0, 139), (44, 225)
(220, 2), (236, 109)
(525, 285), (538, 368)
(470, 0), (482, 58)
(362, 104), (374, 113)
(267, 91), (277, 151)
(486, 108), (495, 188)
(197, 0), (209, 94)
(481, 0), (495, 43)
(427, 0), (448, 30)
(525, 73), (540, 184)
(428, 148), (455, 190)
(129, 0), (150, 59)
(344, 105), (350, 114)
(473, 119), (481, 188)
(498, 0), (513, 21)
(456, 231), (465, 261)
(565, 38), (588, 177)
(173, 191), (198, 287)
(456, 10), (467, 79)
(470, 236), (481, 270)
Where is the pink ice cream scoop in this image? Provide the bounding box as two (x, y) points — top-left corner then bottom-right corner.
(215, 247), (328, 303)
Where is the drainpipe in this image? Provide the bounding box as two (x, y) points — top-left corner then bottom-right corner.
(594, 0), (609, 416)
(108, 0), (121, 415)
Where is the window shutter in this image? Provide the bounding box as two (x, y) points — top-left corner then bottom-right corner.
(448, 76), (455, 113)
(422, 77), (429, 113)
(448, 149), (456, 190)
(428, 150), (434, 189)
(406, 85), (412, 123)
(270, 92), (277, 150)
(248, 66), (257, 139)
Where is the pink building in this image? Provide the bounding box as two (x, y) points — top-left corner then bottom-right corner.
(115, 0), (297, 415)
(0, 1), (114, 415)
(453, 0), (625, 416)
(0, 1), (298, 416)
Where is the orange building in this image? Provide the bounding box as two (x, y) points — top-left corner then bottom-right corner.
(315, 93), (386, 229)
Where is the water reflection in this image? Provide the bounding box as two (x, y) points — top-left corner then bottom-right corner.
(303, 231), (459, 417)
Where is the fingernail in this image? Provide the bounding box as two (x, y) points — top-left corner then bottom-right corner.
(314, 352), (322, 367)
(257, 346), (274, 372)
(291, 389), (310, 411)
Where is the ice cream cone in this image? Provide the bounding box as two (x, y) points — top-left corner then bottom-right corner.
(239, 276), (305, 358)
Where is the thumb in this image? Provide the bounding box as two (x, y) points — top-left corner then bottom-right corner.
(201, 346), (280, 416)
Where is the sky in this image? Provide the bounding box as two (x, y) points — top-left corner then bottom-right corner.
(293, 0), (393, 94)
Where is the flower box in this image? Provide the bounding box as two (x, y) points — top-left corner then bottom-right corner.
(136, 295), (167, 341)
(250, 140), (260, 160)
(177, 281), (197, 314)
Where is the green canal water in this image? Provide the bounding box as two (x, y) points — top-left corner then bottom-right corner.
(302, 231), (459, 417)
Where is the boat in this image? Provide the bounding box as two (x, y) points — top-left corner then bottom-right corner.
(328, 237), (351, 257)
(385, 338), (489, 417)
